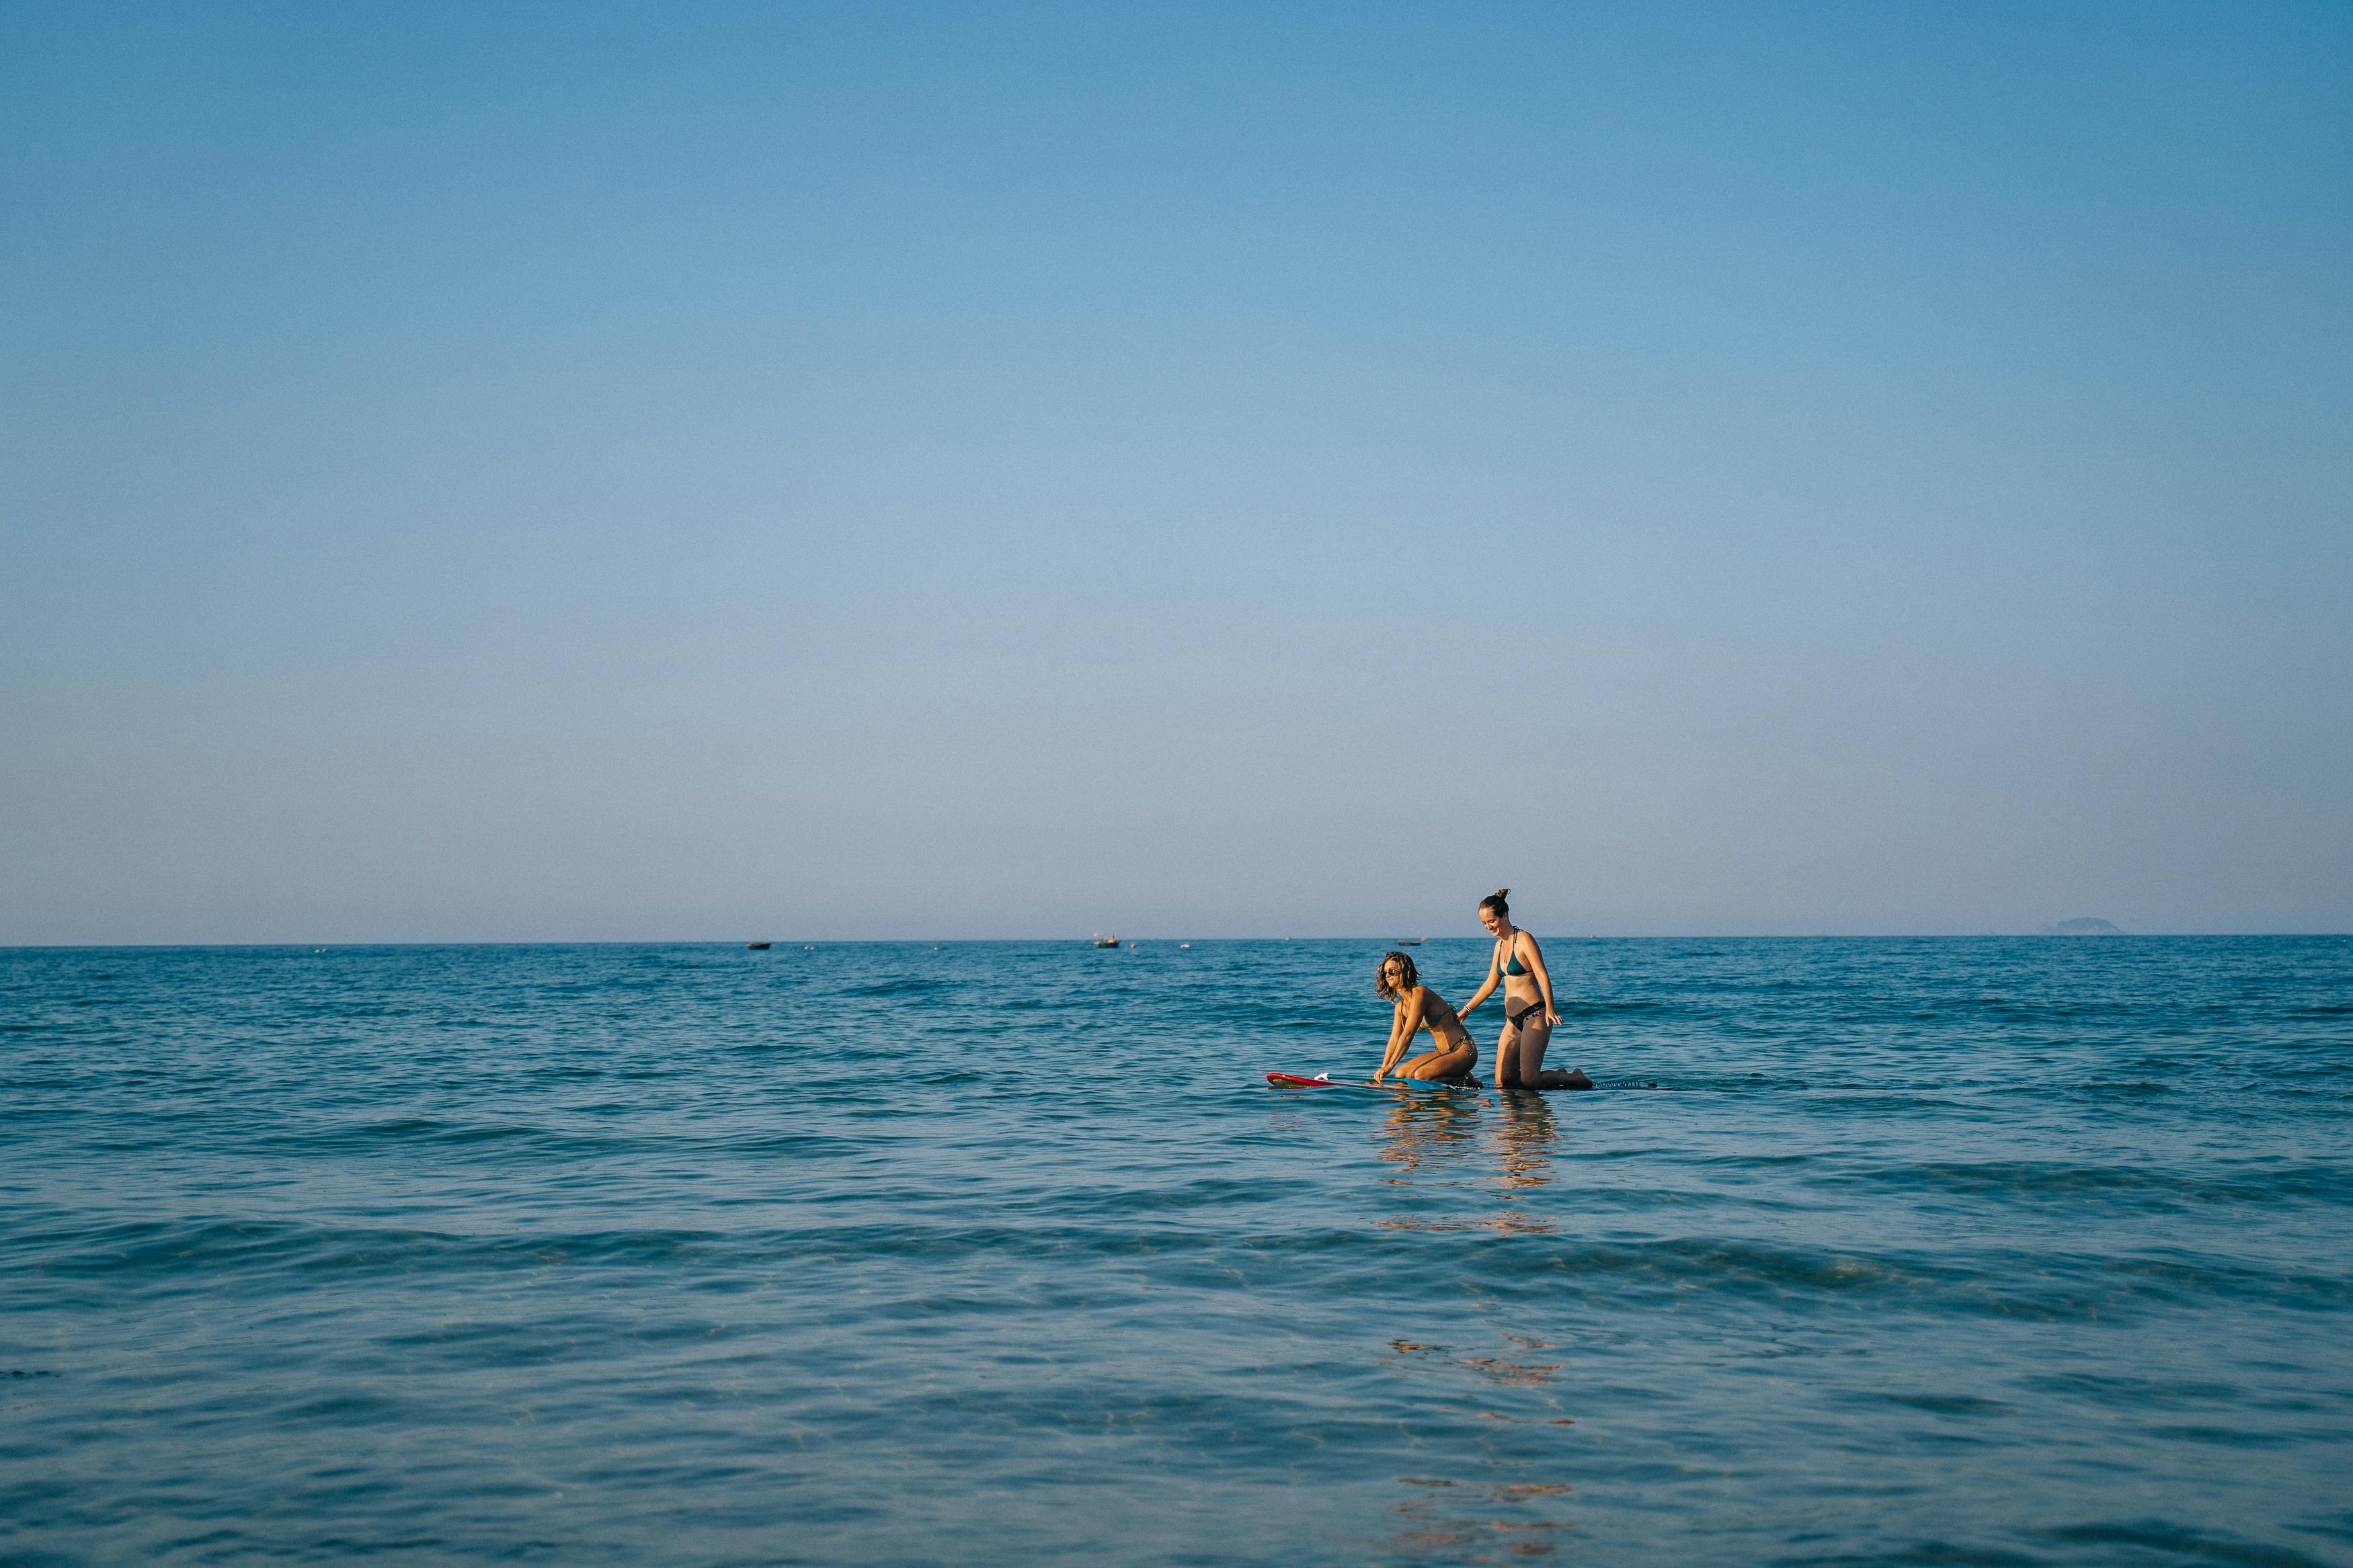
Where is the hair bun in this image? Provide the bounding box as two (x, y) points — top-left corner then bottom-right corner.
(1494, 887), (1509, 900)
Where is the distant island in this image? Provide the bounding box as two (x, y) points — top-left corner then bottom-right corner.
(2038, 917), (2124, 935)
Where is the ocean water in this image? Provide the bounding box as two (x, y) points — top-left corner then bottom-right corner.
(3, 938), (2349, 1567)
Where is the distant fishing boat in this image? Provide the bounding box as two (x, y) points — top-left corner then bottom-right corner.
(1395, 938), (1425, 947)
(1092, 932), (1119, 948)
(746, 942), (771, 950)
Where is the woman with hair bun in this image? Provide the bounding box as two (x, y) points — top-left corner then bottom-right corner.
(1370, 950), (1479, 1085)
(1457, 889), (1590, 1091)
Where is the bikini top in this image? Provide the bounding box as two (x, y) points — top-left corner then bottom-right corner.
(1497, 940), (1527, 977)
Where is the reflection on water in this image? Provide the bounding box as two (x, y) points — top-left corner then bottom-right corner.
(1381, 1328), (1579, 1558)
(1365, 1094), (1581, 1559)
(1491, 1093), (1556, 1191)
(1485, 1094), (1558, 1233)
(1371, 1087), (1564, 1235)
(1375, 1089), (1483, 1182)
(1384, 1338), (1564, 1391)
(1385, 1474), (1576, 1560)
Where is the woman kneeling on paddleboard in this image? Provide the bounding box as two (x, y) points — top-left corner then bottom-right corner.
(1372, 950), (1479, 1085)
(1457, 889), (1591, 1091)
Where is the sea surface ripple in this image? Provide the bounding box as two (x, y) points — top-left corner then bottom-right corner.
(3, 938), (2349, 1565)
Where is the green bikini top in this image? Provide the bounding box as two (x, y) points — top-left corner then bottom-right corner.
(1497, 941), (1527, 977)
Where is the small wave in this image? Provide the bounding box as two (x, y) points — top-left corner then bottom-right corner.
(842, 977), (956, 998)
(1833, 1161), (2352, 1210)
(1877, 1391), (2018, 1416)
(2037, 1520), (2336, 1568)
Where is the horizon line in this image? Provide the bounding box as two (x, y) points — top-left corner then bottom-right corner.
(7, 932), (2350, 950)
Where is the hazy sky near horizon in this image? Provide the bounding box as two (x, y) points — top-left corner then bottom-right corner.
(4, 1), (2349, 942)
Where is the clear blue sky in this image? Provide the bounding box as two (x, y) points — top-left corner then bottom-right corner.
(4, 1), (2348, 941)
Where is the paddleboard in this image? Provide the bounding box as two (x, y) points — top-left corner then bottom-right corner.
(1266, 1071), (1481, 1090)
(1265, 1071), (1665, 1091)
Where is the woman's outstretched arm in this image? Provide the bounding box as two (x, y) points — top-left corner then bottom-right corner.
(1374, 993), (1424, 1082)
(1524, 934), (1560, 1026)
(1458, 948), (1503, 1019)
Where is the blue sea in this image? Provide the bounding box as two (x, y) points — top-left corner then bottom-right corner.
(3, 938), (2349, 1566)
